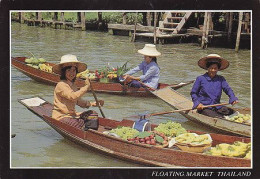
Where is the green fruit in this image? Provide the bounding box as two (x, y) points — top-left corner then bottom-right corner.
(38, 58), (46, 63)
(33, 65), (39, 69)
(31, 59), (39, 65)
(25, 58), (33, 63)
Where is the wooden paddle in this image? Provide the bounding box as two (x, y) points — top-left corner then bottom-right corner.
(127, 103), (230, 119)
(148, 103), (230, 117)
(88, 79), (106, 118)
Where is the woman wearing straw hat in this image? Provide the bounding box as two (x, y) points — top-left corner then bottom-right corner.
(52, 54), (104, 129)
(122, 44), (161, 89)
(190, 54), (238, 118)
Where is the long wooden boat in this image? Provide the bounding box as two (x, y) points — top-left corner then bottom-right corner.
(11, 57), (194, 97)
(19, 97), (251, 167)
(152, 86), (251, 137)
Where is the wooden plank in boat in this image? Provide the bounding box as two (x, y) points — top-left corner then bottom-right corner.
(152, 86), (193, 109)
(20, 97), (46, 107)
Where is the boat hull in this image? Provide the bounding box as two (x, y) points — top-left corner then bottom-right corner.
(20, 98), (251, 167)
(12, 57), (192, 97)
(152, 86), (251, 137)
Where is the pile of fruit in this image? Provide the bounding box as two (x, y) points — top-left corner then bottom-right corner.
(25, 57), (47, 70)
(109, 126), (139, 140)
(39, 63), (52, 73)
(127, 131), (168, 147)
(153, 120), (187, 137)
(205, 141), (251, 159)
(174, 133), (212, 146)
(76, 69), (96, 79)
(226, 114), (251, 125)
(95, 61), (130, 81)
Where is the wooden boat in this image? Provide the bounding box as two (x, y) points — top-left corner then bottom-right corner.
(19, 97), (251, 167)
(152, 86), (251, 137)
(11, 57), (194, 97)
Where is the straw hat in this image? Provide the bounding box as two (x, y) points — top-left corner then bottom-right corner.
(53, 54), (87, 75)
(198, 54), (229, 71)
(138, 44), (161, 57)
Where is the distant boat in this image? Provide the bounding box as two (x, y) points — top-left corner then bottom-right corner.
(12, 57), (194, 97)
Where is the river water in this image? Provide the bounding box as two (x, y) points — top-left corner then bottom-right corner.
(11, 22), (251, 168)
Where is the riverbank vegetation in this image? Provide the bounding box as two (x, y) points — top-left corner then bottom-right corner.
(11, 12), (144, 24)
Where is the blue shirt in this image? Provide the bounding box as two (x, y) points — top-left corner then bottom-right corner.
(124, 61), (160, 89)
(190, 73), (238, 109)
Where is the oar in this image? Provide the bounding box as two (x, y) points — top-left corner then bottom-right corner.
(127, 103), (230, 119)
(148, 103), (230, 117)
(88, 79), (106, 118)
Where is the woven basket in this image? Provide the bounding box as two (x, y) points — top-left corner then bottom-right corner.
(175, 143), (212, 153)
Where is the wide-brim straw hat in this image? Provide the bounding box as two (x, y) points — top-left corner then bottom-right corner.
(198, 54), (229, 71)
(138, 44), (161, 57)
(53, 54), (87, 75)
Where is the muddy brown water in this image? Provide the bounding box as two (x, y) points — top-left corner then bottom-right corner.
(11, 22), (251, 167)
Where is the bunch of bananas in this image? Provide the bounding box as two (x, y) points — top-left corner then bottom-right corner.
(175, 133), (212, 146)
(25, 57), (47, 69)
(107, 72), (117, 79)
(39, 63), (52, 73)
(205, 141), (251, 159)
(226, 114), (251, 125)
(76, 69), (96, 79)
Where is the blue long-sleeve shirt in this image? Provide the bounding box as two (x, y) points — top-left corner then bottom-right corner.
(190, 73), (238, 109)
(124, 61), (160, 89)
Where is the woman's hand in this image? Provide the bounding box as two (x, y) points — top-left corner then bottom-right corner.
(231, 100), (239, 105)
(123, 75), (140, 82)
(197, 103), (205, 110)
(84, 77), (91, 87)
(90, 100), (104, 107)
(123, 75), (133, 83)
(123, 74), (130, 79)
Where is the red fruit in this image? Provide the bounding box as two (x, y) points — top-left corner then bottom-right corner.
(146, 140), (151, 144)
(140, 138), (145, 142)
(135, 140), (140, 143)
(149, 135), (154, 139)
(141, 142), (145, 144)
(150, 140), (156, 145)
(145, 137), (150, 141)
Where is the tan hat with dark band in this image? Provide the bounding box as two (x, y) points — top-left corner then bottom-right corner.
(53, 54), (87, 75)
(198, 54), (229, 71)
